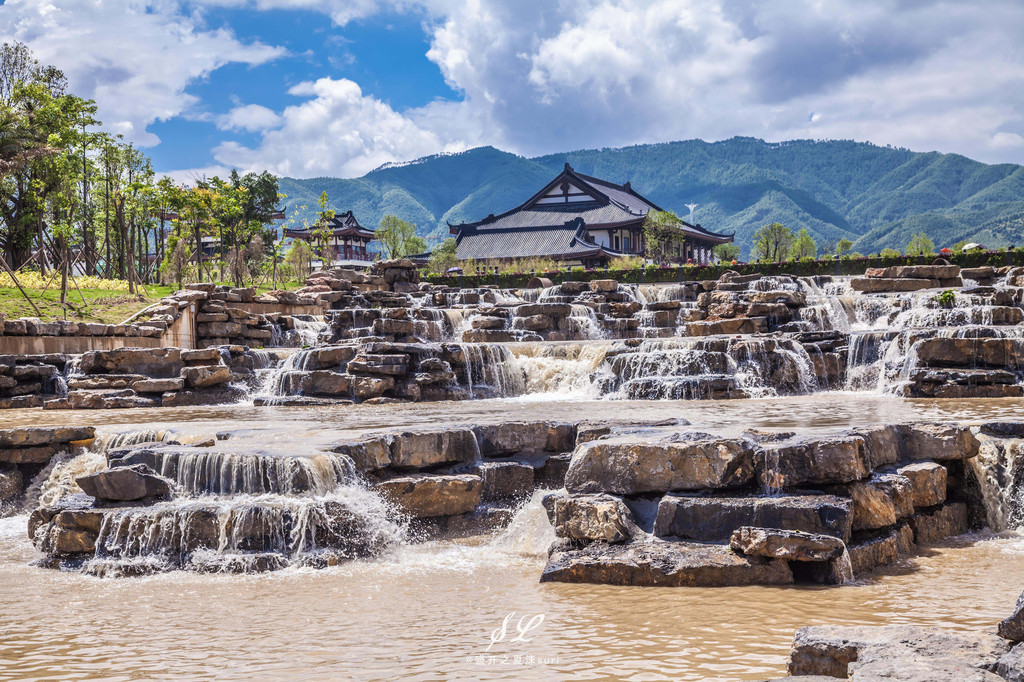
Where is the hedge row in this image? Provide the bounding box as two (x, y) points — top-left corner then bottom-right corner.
(422, 250), (1024, 289)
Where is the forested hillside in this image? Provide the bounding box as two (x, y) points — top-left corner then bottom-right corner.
(278, 138), (1024, 258)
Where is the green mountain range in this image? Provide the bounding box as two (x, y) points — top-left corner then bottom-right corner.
(276, 137), (1024, 259)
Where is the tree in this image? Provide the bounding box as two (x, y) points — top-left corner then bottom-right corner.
(427, 237), (458, 274)
(283, 238), (313, 282)
(642, 210), (687, 264)
(836, 238), (854, 256)
(376, 214), (422, 258)
(789, 228), (817, 260)
(905, 231), (935, 256)
(880, 247), (901, 258)
(751, 222), (795, 262)
(160, 233), (189, 289)
(950, 239), (969, 253)
(713, 243), (740, 262)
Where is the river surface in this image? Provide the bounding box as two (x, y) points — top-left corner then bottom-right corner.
(2, 393), (1024, 680)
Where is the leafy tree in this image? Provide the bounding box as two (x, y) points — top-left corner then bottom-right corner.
(642, 210), (687, 264)
(427, 237), (458, 274)
(284, 238), (313, 282)
(789, 228), (817, 260)
(376, 214), (422, 258)
(751, 222), (795, 262)
(905, 231), (935, 256)
(713, 243), (740, 262)
(880, 247), (901, 258)
(950, 239), (969, 253)
(160, 234), (189, 289)
(836, 238), (854, 256)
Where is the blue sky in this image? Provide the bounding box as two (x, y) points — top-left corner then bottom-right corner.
(147, 6), (458, 171)
(3, 0), (1024, 180)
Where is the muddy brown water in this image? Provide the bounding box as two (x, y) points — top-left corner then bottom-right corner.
(2, 394), (1024, 680)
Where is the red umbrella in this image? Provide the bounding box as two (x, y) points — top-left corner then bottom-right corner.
(941, 248), (951, 254)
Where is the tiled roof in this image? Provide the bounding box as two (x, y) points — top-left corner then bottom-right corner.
(456, 219), (622, 261)
(451, 166), (732, 246)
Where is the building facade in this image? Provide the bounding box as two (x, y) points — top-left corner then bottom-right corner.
(447, 164), (732, 267)
(284, 211), (377, 265)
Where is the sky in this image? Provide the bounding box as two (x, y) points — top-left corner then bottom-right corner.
(3, 0), (1023, 181)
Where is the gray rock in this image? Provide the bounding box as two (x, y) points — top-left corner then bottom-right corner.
(654, 494), (853, 542)
(0, 426), (95, 448)
(181, 365), (232, 389)
(997, 643), (1024, 681)
(80, 347), (182, 377)
(1000, 589), (1024, 642)
(848, 523), (915, 575)
(898, 461), (948, 507)
(76, 463), (173, 502)
(901, 423), (981, 461)
(331, 438), (391, 472)
(911, 502), (969, 544)
(757, 435), (869, 488)
(788, 625), (1009, 679)
(387, 428), (479, 468)
(565, 436), (756, 494)
(543, 492), (638, 544)
(132, 377), (185, 393)
(729, 526), (846, 562)
(540, 540), (793, 587)
(476, 461), (534, 501)
(375, 474), (482, 517)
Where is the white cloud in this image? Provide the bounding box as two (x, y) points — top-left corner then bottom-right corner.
(7, 0), (1024, 176)
(217, 104), (283, 132)
(0, 0), (285, 147)
(212, 77), (461, 177)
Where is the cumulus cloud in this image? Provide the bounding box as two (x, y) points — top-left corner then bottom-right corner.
(217, 104), (283, 132)
(7, 0), (1024, 176)
(0, 0), (285, 146)
(212, 77), (462, 177)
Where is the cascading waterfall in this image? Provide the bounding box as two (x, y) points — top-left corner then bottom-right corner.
(460, 344), (527, 398)
(290, 316), (328, 346)
(111, 448), (357, 496)
(83, 486), (405, 577)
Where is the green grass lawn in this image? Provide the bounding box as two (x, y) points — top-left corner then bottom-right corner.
(0, 280), (306, 324)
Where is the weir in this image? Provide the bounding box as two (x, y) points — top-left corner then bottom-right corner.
(8, 259), (1024, 681)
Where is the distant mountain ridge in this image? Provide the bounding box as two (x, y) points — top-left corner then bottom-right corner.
(276, 137), (1024, 258)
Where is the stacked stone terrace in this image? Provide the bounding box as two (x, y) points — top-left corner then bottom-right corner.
(16, 417), (999, 582)
(0, 259), (1023, 407)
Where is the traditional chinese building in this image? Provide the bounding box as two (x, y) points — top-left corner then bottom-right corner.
(447, 163), (732, 267)
(284, 211), (377, 264)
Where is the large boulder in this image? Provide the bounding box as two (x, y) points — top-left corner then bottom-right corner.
(540, 540), (793, 587)
(848, 523), (915, 575)
(1000, 590), (1024, 642)
(788, 625), (1009, 679)
(900, 423), (981, 461)
(76, 464), (173, 502)
(897, 461), (948, 507)
(729, 527), (846, 562)
(543, 492), (638, 544)
(80, 347), (182, 377)
(476, 461), (534, 501)
(911, 502), (969, 544)
(757, 435), (869, 488)
(654, 494), (853, 542)
(565, 436), (756, 494)
(386, 428), (480, 468)
(375, 474), (482, 517)
(181, 365), (232, 389)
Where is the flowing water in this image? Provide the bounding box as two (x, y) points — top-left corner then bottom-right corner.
(5, 395), (1024, 679)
